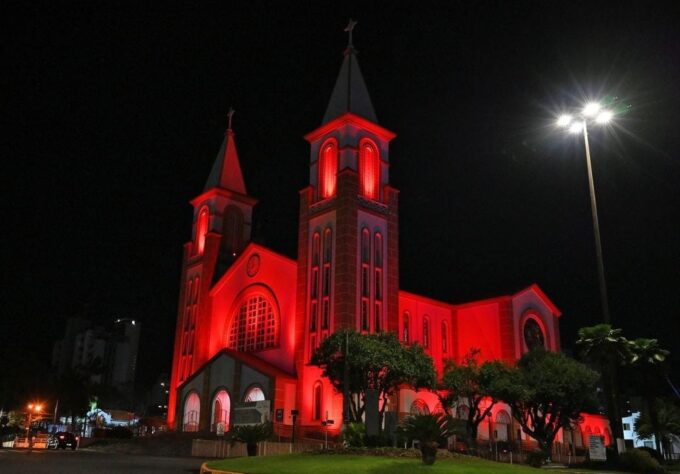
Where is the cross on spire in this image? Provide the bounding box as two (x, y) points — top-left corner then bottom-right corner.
(227, 107), (235, 132)
(344, 18), (357, 50)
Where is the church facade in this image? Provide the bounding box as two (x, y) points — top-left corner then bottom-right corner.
(167, 40), (600, 445)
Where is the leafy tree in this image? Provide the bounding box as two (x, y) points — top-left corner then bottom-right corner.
(229, 422), (272, 456)
(635, 399), (680, 461)
(398, 413), (451, 465)
(438, 349), (510, 451)
(496, 349), (599, 456)
(310, 330), (435, 424)
(576, 324), (630, 448)
(628, 338), (670, 453)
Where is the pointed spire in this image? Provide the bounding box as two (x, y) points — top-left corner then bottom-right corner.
(321, 19), (378, 125)
(204, 108), (247, 194)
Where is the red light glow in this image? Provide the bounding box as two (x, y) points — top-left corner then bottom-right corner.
(359, 139), (380, 200)
(319, 139), (338, 199)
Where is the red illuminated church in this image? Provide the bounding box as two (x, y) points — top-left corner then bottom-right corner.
(167, 33), (609, 446)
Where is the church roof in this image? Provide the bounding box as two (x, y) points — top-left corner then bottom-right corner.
(322, 47), (378, 125)
(204, 129), (247, 194)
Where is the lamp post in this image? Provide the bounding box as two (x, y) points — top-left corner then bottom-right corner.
(557, 102), (614, 324)
(26, 403), (43, 449)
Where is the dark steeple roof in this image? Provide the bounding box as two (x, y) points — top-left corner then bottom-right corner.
(321, 45), (378, 125)
(204, 114), (247, 194)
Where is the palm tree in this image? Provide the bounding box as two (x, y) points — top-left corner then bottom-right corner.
(398, 413), (451, 465)
(634, 400), (680, 461)
(576, 324), (631, 451)
(629, 338), (670, 453)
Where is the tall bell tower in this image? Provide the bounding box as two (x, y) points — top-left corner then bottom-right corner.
(294, 23), (399, 424)
(168, 111), (257, 428)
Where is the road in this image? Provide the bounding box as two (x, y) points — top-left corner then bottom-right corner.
(0, 449), (204, 473)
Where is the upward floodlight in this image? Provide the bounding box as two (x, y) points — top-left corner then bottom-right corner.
(568, 121), (583, 134)
(557, 114), (573, 127)
(596, 110), (613, 124)
(582, 102), (601, 117)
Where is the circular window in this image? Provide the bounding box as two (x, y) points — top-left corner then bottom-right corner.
(523, 318), (545, 351)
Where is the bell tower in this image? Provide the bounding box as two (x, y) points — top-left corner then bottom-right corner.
(168, 111), (257, 428)
(294, 23), (399, 424)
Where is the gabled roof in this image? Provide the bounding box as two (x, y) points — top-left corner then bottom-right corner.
(513, 283), (562, 317)
(204, 129), (247, 194)
(322, 48), (378, 125)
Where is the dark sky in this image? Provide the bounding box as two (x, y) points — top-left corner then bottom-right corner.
(2, 1), (679, 403)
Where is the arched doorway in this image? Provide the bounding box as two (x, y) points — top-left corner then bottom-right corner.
(183, 392), (200, 432)
(211, 390), (230, 432)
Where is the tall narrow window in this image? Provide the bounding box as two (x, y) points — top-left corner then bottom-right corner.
(321, 228), (332, 329)
(196, 206), (209, 254)
(441, 321), (448, 353)
(403, 312), (410, 343)
(359, 139), (380, 200)
(312, 382), (322, 421)
(374, 233), (383, 331)
(318, 139), (338, 199)
(222, 206), (244, 256)
(423, 317), (430, 349)
(361, 228), (370, 331)
(310, 232), (320, 332)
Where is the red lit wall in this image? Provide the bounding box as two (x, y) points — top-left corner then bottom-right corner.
(455, 301), (503, 362)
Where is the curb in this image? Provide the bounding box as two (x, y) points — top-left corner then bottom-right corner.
(199, 462), (243, 474)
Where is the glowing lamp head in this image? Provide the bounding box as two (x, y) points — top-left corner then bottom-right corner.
(27, 403), (33, 410)
(568, 121), (584, 134)
(35, 404), (42, 411)
(596, 110), (613, 124)
(557, 114), (572, 127)
(582, 102), (601, 117)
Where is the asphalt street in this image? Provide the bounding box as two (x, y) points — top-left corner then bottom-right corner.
(0, 449), (203, 473)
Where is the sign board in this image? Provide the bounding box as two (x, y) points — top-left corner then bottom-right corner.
(216, 422), (225, 436)
(588, 435), (607, 461)
(231, 400), (271, 426)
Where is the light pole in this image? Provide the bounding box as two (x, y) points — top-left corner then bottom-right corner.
(26, 402), (43, 449)
(557, 102), (614, 324)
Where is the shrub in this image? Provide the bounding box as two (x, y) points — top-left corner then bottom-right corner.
(525, 450), (548, 468)
(398, 414), (451, 465)
(618, 449), (665, 474)
(343, 422), (366, 447)
(636, 446), (664, 464)
(229, 423), (272, 457)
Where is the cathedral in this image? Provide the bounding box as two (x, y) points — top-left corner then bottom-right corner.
(167, 35), (600, 446)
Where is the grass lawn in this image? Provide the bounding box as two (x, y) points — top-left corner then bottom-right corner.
(206, 453), (599, 474)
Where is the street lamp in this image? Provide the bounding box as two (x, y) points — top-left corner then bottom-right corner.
(556, 101), (614, 324)
(26, 402), (43, 449)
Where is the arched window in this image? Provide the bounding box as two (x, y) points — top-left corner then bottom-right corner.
(410, 399), (430, 415)
(222, 206), (244, 257)
(402, 312), (410, 343)
(359, 139), (380, 200)
(183, 392), (200, 432)
(312, 382), (323, 421)
(523, 317), (546, 351)
(196, 206), (209, 255)
(441, 321), (448, 353)
(244, 386), (266, 402)
(310, 232), (321, 332)
(423, 317), (430, 349)
(318, 139), (338, 199)
(211, 390), (230, 432)
(228, 293), (279, 352)
(374, 232), (383, 332)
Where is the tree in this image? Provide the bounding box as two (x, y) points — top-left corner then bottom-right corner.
(576, 324), (630, 449)
(310, 330), (436, 424)
(398, 413), (452, 465)
(628, 338), (670, 453)
(438, 349), (510, 451)
(496, 349), (599, 456)
(635, 399), (680, 461)
(229, 422), (272, 456)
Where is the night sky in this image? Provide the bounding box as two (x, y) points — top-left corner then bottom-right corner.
(3, 1), (679, 404)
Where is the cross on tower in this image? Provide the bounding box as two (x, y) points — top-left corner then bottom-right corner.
(227, 107), (235, 131)
(344, 18), (357, 49)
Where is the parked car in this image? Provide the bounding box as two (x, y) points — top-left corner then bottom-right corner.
(51, 432), (79, 450)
